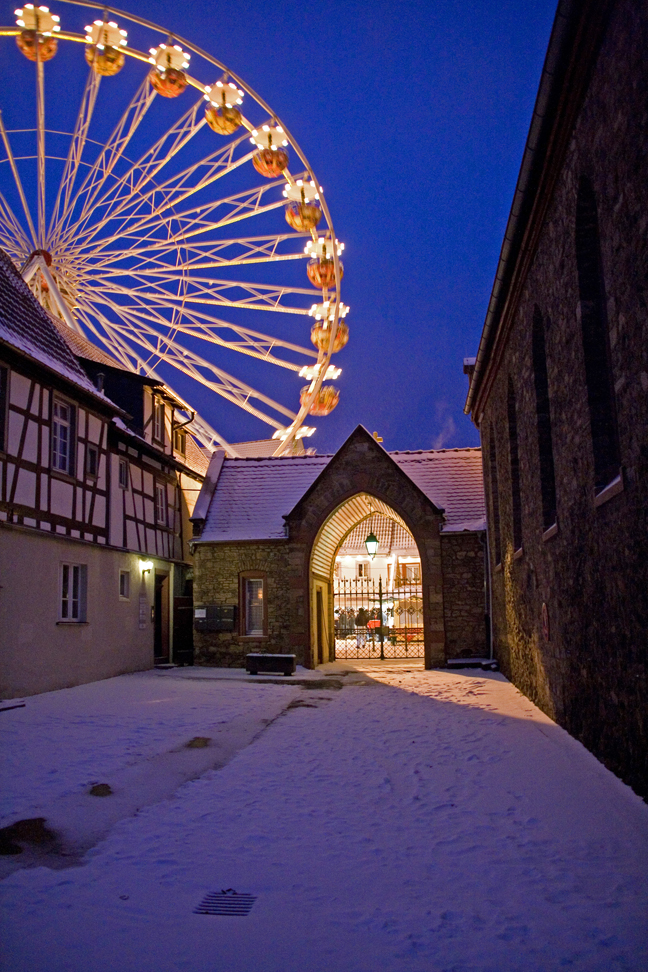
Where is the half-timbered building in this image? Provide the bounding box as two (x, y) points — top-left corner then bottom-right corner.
(0, 250), (207, 697)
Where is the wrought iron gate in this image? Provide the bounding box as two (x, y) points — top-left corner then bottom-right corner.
(333, 575), (424, 659)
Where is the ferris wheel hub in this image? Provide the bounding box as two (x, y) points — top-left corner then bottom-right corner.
(28, 248), (51, 266)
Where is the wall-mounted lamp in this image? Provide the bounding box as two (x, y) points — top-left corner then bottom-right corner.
(140, 559), (153, 574)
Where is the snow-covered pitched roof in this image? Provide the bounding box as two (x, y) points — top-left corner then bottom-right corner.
(48, 312), (130, 371)
(228, 438), (305, 458)
(201, 455), (330, 541)
(0, 249), (112, 402)
(199, 447), (485, 542)
(389, 448), (486, 533)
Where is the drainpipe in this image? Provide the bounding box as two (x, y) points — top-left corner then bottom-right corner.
(172, 409), (195, 433)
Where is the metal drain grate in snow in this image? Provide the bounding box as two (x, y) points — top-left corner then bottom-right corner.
(194, 889), (257, 916)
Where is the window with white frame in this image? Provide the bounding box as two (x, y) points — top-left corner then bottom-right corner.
(52, 398), (75, 474)
(155, 483), (166, 525)
(119, 570), (130, 600)
(59, 563), (87, 621)
(118, 457), (128, 489)
(242, 575), (265, 636)
(153, 398), (165, 443)
(357, 562), (369, 578)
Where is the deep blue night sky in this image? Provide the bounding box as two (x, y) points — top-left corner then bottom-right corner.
(0, 0), (558, 453)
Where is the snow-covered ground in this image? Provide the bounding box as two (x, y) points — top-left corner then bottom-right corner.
(1, 664), (647, 972)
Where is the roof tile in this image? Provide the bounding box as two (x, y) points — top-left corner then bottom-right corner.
(0, 249), (106, 398)
(200, 448), (484, 542)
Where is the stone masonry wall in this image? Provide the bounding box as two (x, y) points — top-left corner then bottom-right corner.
(193, 540), (292, 667)
(440, 532), (487, 658)
(480, 0), (648, 795)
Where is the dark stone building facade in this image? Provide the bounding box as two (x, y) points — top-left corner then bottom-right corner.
(465, 0), (648, 796)
(191, 427), (487, 670)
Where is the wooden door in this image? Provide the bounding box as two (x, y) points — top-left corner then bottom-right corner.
(173, 595), (194, 665)
(154, 571), (170, 661)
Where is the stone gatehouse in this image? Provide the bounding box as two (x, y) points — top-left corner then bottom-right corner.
(190, 426), (486, 669)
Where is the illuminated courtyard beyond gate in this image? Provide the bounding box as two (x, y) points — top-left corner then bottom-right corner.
(332, 514), (424, 660)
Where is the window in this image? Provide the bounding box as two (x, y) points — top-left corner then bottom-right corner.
(86, 444), (98, 479)
(405, 562), (421, 582)
(240, 573), (266, 636)
(532, 307), (557, 529)
(155, 483), (166, 525)
(489, 424), (502, 565)
(52, 398), (75, 474)
(507, 379), (523, 552)
(173, 428), (186, 456)
(153, 398), (165, 443)
(575, 176), (620, 491)
(118, 458), (129, 489)
(357, 562), (369, 578)
(119, 570), (130, 599)
(59, 563), (87, 622)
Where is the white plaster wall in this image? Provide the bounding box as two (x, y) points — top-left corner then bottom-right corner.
(0, 527), (156, 698)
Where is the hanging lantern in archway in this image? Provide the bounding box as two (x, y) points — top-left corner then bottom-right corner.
(365, 531), (379, 559)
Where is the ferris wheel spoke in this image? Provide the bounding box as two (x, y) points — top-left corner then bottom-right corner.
(68, 150), (275, 258)
(178, 411), (238, 454)
(86, 272), (317, 316)
(76, 303), (239, 452)
(75, 306), (139, 371)
(62, 139), (254, 258)
(95, 130), (251, 227)
(59, 76), (156, 240)
(83, 286), (316, 367)
(59, 121), (250, 257)
(114, 143), (255, 225)
(81, 93), (209, 218)
(75, 309), (240, 454)
(36, 54), (46, 245)
(0, 191), (31, 253)
(48, 67), (101, 244)
(79, 296), (296, 426)
(70, 180), (295, 260)
(0, 112), (37, 247)
(85, 233), (309, 274)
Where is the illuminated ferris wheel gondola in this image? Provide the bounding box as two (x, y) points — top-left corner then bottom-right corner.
(0, 1), (347, 455)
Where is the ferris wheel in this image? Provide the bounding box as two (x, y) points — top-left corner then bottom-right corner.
(0, 1), (347, 456)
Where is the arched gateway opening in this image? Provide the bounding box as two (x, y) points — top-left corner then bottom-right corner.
(310, 494), (425, 665)
(283, 427), (448, 670)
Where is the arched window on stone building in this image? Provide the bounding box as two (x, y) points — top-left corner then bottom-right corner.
(488, 424), (502, 566)
(532, 306), (557, 530)
(507, 378), (523, 552)
(575, 176), (620, 491)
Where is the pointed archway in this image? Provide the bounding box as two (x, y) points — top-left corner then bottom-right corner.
(310, 493), (425, 664)
(284, 427), (446, 669)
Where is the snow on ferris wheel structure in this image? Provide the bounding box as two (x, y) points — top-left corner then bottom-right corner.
(0, 1), (348, 456)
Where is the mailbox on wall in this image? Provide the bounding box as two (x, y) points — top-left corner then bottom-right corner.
(194, 605), (237, 632)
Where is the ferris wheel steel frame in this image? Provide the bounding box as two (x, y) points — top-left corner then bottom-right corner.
(0, 0), (345, 456)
